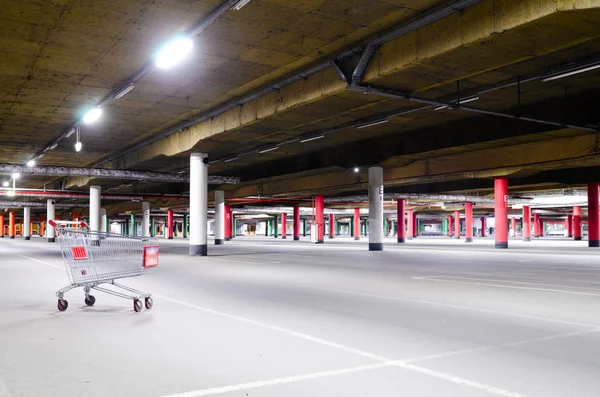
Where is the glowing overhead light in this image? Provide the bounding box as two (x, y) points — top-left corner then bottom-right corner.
(49, 143), (58, 150)
(65, 127), (76, 138)
(155, 37), (194, 70)
(2, 181), (8, 187)
(74, 125), (82, 152)
(224, 157), (239, 163)
(113, 83), (135, 99)
(259, 146), (278, 154)
(300, 135), (324, 143)
(75, 141), (82, 152)
(26, 159), (35, 167)
(542, 62), (600, 82)
(11, 173), (20, 180)
(83, 107), (102, 124)
(434, 96), (479, 110)
(354, 167), (360, 173)
(232, 0), (252, 10)
(356, 118), (388, 129)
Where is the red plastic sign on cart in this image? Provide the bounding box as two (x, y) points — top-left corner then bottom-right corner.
(143, 246), (159, 268)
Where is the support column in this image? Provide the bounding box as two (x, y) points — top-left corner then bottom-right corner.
(8, 212), (15, 239)
(397, 199), (405, 243)
(273, 215), (279, 238)
(534, 212), (540, 238)
(281, 213), (287, 239)
(329, 214), (334, 239)
(231, 213), (236, 239)
(354, 208), (360, 240)
(494, 177), (508, 249)
(465, 202), (473, 243)
(0, 215), (4, 237)
(573, 206), (582, 241)
(47, 199), (55, 243)
(100, 209), (107, 234)
(481, 217), (486, 237)
(413, 213), (418, 237)
(23, 207), (31, 240)
(510, 217), (517, 238)
(89, 185), (101, 233)
(293, 206), (300, 241)
(447, 215), (453, 237)
(151, 217), (156, 237)
(303, 219), (307, 237)
(316, 195), (324, 244)
(130, 214), (136, 236)
(523, 206), (531, 241)
(407, 209), (414, 240)
(224, 204), (231, 241)
(454, 210), (460, 239)
(141, 202), (150, 238)
(214, 191), (224, 245)
(588, 183), (599, 247)
(190, 152), (208, 256)
(567, 215), (573, 238)
(183, 214), (188, 239)
(166, 210), (174, 239)
(368, 167), (384, 251)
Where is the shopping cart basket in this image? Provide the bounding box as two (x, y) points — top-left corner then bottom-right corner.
(49, 220), (159, 312)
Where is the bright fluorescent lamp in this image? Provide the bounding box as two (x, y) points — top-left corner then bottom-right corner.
(259, 146), (278, 154)
(354, 167), (360, 173)
(155, 37), (194, 70)
(113, 83), (135, 99)
(83, 107), (102, 124)
(224, 157), (239, 163)
(356, 119), (388, 129)
(26, 159), (35, 167)
(542, 62), (600, 82)
(65, 127), (76, 138)
(300, 135), (324, 143)
(11, 173), (20, 180)
(434, 96), (479, 110)
(75, 141), (82, 152)
(232, 0), (252, 10)
(2, 181), (8, 187)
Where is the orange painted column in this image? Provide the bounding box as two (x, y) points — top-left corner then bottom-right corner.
(8, 212), (15, 239)
(40, 218), (46, 237)
(0, 215), (4, 238)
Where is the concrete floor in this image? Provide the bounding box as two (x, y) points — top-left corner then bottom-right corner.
(1, 235), (600, 397)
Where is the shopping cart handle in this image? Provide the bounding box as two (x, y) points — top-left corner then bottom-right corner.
(48, 220), (88, 228)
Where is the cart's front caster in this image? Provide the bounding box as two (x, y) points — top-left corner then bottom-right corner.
(133, 299), (143, 313)
(57, 299), (69, 312)
(145, 297), (153, 310)
(84, 295), (96, 306)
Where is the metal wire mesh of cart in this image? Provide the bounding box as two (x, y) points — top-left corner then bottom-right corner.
(55, 226), (150, 285)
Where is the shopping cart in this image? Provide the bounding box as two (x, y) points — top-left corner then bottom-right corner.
(49, 220), (159, 313)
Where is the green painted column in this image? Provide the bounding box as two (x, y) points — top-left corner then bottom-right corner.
(106, 216), (110, 235)
(384, 218), (389, 236)
(303, 219), (307, 237)
(174, 221), (178, 237)
(183, 214), (188, 238)
(151, 217), (156, 237)
(120, 222), (124, 235)
(231, 215), (236, 239)
(335, 220), (339, 236)
(128, 214), (134, 236)
(350, 220), (354, 237)
(273, 216), (278, 238)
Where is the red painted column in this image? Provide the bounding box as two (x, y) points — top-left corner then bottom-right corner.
(72, 211), (79, 222)
(413, 212), (417, 237)
(588, 183), (599, 247)
(316, 195), (325, 243)
(407, 209), (414, 240)
(293, 206), (300, 241)
(465, 202), (473, 242)
(573, 206), (582, 241)
(328, 213), (335, 239)
(353, 208), (360, 240)
(494, 177), (508, 249)
(0, 215), (4, 238)
(511, 217), (517, 237)
(167, 210), (174, 239)
(523, 206), (531, 241)
(8, 212), (15, 239)
(224, 204), (231, 241)
(481, 217), (486, 237)
(539, 217), (544, 237)
(447, 215), (453, 237)
(534, 212), (540, 238)
(567, 215), (573, 237)
(281, 213), (287, 239)
(397, 199), (405, 243)
(454, 210), (460, 239)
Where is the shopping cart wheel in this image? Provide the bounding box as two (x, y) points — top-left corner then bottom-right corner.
(57, 299), (68, 312)
(145, 297), (153, 310)
(84, 295), (96, 306)
(133, 299), (143, 313)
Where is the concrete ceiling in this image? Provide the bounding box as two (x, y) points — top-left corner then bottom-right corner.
(1, 0), (600, 214)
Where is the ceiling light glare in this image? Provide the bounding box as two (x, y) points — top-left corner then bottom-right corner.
(26, 159), (35, 167)
(354, 167), (360, 173)
(6, 190), (15, 197)
(2, 181), (8, 187)
(11, 173), (20, 180)
(155, 37), (194, 70)
(83, 107), (102, 124)
(75, 141), (82, 152)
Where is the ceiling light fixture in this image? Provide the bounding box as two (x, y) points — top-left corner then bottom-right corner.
(542, 61), (600, 82)
(224, 157), (239, 163)
(75, 125), (82, 152)
(113, 83), (135, 99)
(155, 37), (194, 70)
(26, 159), (35, 167)
(259, 146), (278, 154)
(83, 107), (102, 124)
(65, 127), (76, 138)
(356, 119), (389, 129)
(2, 181), (8, 187)
(11, 173), (20, 180)
(232, 0), (252, 10)
(434, 95), (479, 110)
(49, 143), (58, 150)
(354, 167), (360, 173)
(300, 135), (325, 143)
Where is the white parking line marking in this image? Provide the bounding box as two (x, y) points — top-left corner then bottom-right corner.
(20, 255), (63, 270)
(304, 285), (599, 328)
(157, 295), (527, 397)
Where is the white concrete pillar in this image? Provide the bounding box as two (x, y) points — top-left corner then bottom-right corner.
(142, 202), (150, 238)
(368, 167), (384, 251)
(190, 152), (208, 256)
(47, 199), (55, 243)
(100, 208), (107, 234)
(23, 207), (31, 240)
(89, 185), (101, 233)
(214, 190), (224, 245)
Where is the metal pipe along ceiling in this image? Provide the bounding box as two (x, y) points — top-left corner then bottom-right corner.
(0, 190), (188, 201)
(325, 193), (535, 205)
(0, 201), (87, 208)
